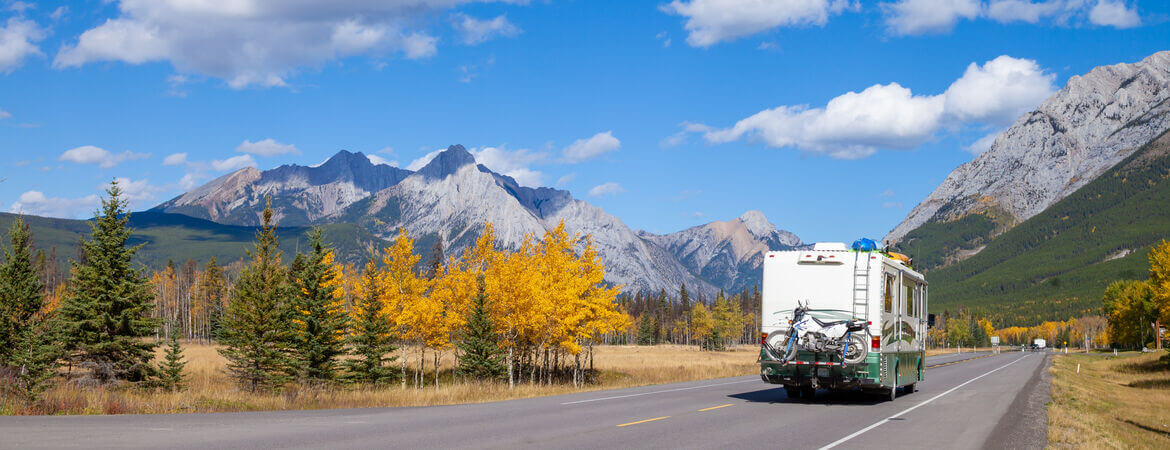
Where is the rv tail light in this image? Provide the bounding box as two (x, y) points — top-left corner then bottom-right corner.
(871, 336), (880, 350)
(761, 332), (768, 345)
(867, 321), (872, 325)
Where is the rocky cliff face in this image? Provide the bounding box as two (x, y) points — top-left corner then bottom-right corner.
(154, 145), (804, 295)
(887, 51), (1170, 244)
(640, 210), (802, 293)
(153, 150), (411, 226)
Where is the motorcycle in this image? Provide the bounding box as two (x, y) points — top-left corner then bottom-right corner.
(763, 301), (869, 365)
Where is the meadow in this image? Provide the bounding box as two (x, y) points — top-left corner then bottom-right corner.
(1048, 351), (1170, 448)
(1, 344), (759, 415)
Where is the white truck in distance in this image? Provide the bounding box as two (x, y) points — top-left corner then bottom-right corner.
(1033, 338), (1047, 349)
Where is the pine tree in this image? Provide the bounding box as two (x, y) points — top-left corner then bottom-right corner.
(58, 181), (160, 383)
(218, 197), (296, 392)
(0, 217), (44, 365)
(8, 314), (63, 400)
(0, 217), (62, 400)
(343, 261), (398, 384)
(636, 313), (656, 345)
(288, 228), (348, 382)
(159, 328), (187, 391)
(457, 277), (504, 380)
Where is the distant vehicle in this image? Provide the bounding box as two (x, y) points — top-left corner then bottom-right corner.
(759, 242), (927, 402)
(1032, 338), (1047, 350)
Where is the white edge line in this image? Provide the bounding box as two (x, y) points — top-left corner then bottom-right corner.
(818, 354), (1031, 450)
(560, 379), (757, 405)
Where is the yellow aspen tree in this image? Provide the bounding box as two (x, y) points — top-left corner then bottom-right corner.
(380, 228), (429, 389)
(1149, 240), (1170, 326)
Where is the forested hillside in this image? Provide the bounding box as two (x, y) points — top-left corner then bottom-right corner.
(922, 129), (1170, 326)
(0, 211), (389, 271)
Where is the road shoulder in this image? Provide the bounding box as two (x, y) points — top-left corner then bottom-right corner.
(986, 352), (1052, 449)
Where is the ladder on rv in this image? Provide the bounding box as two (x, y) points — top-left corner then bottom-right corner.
(852, 251), (871, 325)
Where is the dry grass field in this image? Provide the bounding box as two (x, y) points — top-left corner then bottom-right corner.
(1, 344), (759, 415)
(1048, 351), (1170, 448)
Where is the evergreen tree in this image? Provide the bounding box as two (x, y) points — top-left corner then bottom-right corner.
(58, 181), (160, 383)
(0, 217), (43, 365)
(343, 261), (398, 384)
(288, 228), (348, 382)
(636, 313), (656, 345)
(457, 277), (504, 380)
(197, 257), (227, 341)
(8, 314), (63, 400)
(218, 197), (296, 392)
(159, 327), (187, 391)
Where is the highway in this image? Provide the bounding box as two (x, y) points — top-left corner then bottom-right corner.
(0, 350), (1050, 449)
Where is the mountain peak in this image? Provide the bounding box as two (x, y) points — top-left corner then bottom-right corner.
(738, 210), (775, 236)
(320, 149), (370, 168)
(418, 145), (476, 179)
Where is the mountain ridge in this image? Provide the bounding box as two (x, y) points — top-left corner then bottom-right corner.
(152, 145), (804, 295)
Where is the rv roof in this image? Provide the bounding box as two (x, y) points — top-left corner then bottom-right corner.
(812, 242), (848, 251)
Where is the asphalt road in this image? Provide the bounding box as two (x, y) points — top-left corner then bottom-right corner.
(0, 350), (1051, 449)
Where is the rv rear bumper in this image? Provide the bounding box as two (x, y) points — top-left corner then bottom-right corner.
(760, 352), (881, 388)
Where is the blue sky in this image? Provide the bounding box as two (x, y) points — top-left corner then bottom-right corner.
(0, 0), (1167, 243)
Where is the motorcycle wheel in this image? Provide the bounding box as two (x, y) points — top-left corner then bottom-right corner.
(842, 333), (868, 365)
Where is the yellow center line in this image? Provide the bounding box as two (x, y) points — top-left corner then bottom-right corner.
(616, 416), (670, 427)
(698, 404), (734, 412)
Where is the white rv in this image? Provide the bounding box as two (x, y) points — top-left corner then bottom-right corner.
(759, 242), (928, 401)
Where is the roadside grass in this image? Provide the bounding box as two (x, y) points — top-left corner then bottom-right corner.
(1, 344), (758, 415)
(1048, 351), (1170, 448)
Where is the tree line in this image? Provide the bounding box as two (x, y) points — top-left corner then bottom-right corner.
(1102, 240), (1170, 350)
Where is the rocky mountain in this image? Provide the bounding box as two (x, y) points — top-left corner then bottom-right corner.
(154, 145), (803, 295)
(154, 150), (411, 226)
(639, 211), (802, 294)
(887, 51), (1170, 250)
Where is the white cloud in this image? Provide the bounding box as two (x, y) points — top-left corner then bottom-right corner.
(0, 109), (10, 119)
(162, 152), (188, 165)
(211, 154), (257, 171)
(51, 1), (518, 88)
(563, 131), (621, 163)
(943, 55), (1056, 125)
(882, 0), (982, 35)
(687, 55), (1056, 159)
(453, 14), (520, 45)
(111, 177), (164, 206)
(406, 148), (445, 171)
(701, 83), (945, 159)
(965, 130), (1002, 154)
(662, 0), (853, 47)
(986, 0), (1065, 23)
(366, 154), (398, 166)
(178, 172), (203, 190)
(555, 173), (576, 187)
(656, 31), (671, 48)
(9, 191), (100, 218)
(50, 6), (68, 20)
(7, 2), (34, 13)
(1088, 0), (1140, 28)
(588, 182), (625, 197)
(468, 146), (545, 187)
(59, 145), (151, 168)
(236, 138), (299, 156)
(879, 189), (895, 197)
(0, 17), (45, 73)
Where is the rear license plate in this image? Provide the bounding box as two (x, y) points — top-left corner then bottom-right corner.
(817, 367), (830, 377)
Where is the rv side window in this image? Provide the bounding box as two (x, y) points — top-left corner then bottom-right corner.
(902, 278), (914, 317)
(884, 274), (895, 313)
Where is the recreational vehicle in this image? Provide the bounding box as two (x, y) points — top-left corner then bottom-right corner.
(758, 242), (927, 401)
